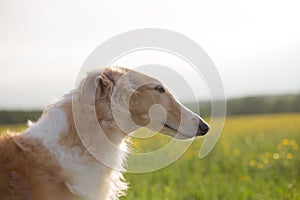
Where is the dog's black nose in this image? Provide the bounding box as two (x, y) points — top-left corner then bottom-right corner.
(197, 122), (210, 136)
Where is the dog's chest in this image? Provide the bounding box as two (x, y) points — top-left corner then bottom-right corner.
(52, 146), (112, 200)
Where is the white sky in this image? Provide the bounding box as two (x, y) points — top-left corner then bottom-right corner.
(0, 0), (299, 109)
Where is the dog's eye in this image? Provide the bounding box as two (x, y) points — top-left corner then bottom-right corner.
(154, 85), (165, 93)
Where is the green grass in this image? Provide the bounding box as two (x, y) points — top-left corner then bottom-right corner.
(122, 114), (300, 200)
(0, 124), (28, 133)
(1, 114), (299, 199)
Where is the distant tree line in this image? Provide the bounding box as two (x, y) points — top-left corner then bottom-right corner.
(226, 94), (300, 115)
(186, 94), (300, 117)
(0, 110), (42, 124)
(0, 94), (299, 124)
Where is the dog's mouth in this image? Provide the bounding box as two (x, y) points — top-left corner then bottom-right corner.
(163, 123), (193, 139)
(163, 121), (209, 138)
(163, 123), (177, 132)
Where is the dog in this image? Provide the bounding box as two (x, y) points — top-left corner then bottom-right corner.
(0, 67), (209, 200)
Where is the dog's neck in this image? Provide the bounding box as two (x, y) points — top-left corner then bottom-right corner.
(23, 91), (128, 200)
(24, 90), (126, 148)
(23, 93), (72, 144)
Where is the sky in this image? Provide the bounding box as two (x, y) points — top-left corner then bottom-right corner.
(0, 0), (299, 109)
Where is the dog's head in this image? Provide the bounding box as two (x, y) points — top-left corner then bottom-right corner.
(78, 67), (209, 139)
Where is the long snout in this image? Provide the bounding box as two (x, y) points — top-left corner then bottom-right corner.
(182, 104), (210, 137)
(174, 104), (210, 139)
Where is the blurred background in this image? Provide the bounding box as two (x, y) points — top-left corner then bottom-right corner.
(0, 0), (300, 110)
(0, 0), (299, 199)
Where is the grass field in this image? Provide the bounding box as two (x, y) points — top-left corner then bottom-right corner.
(1, 114), (299, 199)
(122, 114), (300, 200)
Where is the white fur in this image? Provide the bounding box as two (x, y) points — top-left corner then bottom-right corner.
(23, 91), (128, 200)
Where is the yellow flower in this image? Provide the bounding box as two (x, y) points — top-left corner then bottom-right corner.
(264, 152), (271, 158)
(290, 139), (298, 150)
(282, 138), (289, 145)
(286, 153), (293, 159)
(257, 163), (264, 169)
(263, 158), (269, 164)
(240, 175), (250, 181)
(134, 140), (140, 148)
(234, 148), (240, 156)
(273, 153), (280, 160)
(249, 160), (256, 167)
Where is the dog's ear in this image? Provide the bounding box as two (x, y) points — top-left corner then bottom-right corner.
(79, 71), (114, 105)
(95, 72), (115, 98)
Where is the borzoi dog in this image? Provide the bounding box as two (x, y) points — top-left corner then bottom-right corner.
(0, 67), (209, 200)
